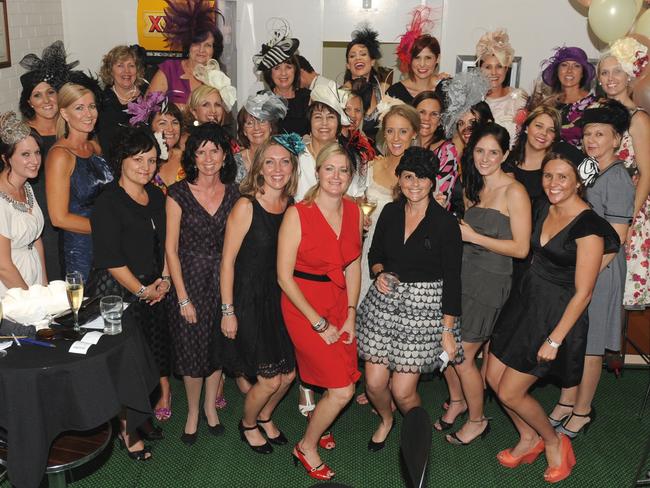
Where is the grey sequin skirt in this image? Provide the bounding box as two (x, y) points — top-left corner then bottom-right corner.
(356, 280), (464, 373)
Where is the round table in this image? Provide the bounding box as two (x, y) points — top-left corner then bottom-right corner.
(0, 307), (159, 488)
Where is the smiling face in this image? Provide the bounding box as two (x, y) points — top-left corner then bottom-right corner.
(346, 44), (374, 79)
(5, 136), (41, 180)
(582, 122), (620, 161)
(121, 147), (157, 187)
(411, 47), (437, 81)
(542, 158), (580, 205)
(398, 170), (433, 204)
(345, 95), (364, 132)
(111, 55), (137, 91)
(317, 152), (351, 197)
(194, 140), (224, 177)
(557, 60), (583, 90)
(192, 90), (225, 125)
(151, 112), (181, 149)
(480, 54), (508, 91)
(384, 113), (417, 158)
(310, 105), (339, 145)
(188, 32), (214, 66)
(416, 98), (442, 142)
(61, 92), (98, 134)
(260, 144), (293, 192)
(243, 113), (272, 147)
(473, 135), (506, 176)
(598, 55), (629, 98)
(526, 113), (556, 152)
(271, 61), (296, 91)
(29, 82), (58, 121)
(456, 111), (477, 145)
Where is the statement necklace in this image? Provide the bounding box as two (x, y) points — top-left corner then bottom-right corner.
(0, 183), (34, 213)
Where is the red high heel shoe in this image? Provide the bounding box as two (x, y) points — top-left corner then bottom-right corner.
(292, 444), (334, 480)
(306, 411), (336, 449)
(497, 437), (545, 468)
(543, 433), (576, 483)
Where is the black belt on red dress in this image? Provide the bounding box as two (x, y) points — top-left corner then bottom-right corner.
(293, 270), (331, 282)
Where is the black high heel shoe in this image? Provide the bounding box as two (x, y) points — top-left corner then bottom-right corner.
(548, 402), (575, 428)
(201, 411), (225, 436)
(257, 418), (288, 445)
(367, 420), (394, 452)
(557, 406), (596, 438)
(117, 434), (152, 461)
(445, 418), (491, 446)
(239, 421), (273, 454)
(180, 417), (199, 446)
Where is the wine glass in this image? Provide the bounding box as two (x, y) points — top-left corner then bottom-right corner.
(360, 194), (377, 217)
(65, 271), (84, 331)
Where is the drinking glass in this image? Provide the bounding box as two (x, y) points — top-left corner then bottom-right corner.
(100, 295), (123, 335)
(65, 271), (84, 331)
(360, 195), (378, 217)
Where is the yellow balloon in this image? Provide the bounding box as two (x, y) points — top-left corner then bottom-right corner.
(589, 0), (639, 43)
(637, 9), (650, 37)
(635, 0), (644, 14)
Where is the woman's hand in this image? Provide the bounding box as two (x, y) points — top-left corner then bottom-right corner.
(434, 192), (447, 208)
(318, 323), (340, 345)
(143, 279), (166, 305)
(536, 341), (558, 363)
(374, 272), (392, 294)
(180, 301), (197, 324)
(221, 315), (238, 339)
(363, 214), (372, 231)
(459, 219), (477, 243)
(441, 331), (457, 359)
(340, 314), (356, 345)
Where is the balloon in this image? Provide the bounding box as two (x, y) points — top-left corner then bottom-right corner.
(636, 0), (644, 14)
(588, 0), (639, 43)
(636, 9), (650, 38)
(576, 0), (592, 7)
(633, 74), (650, 111)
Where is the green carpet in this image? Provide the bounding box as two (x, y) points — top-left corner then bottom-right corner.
(3, 368), (649, 487)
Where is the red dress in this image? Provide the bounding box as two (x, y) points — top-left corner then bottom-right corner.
(281, 198), (362, 389)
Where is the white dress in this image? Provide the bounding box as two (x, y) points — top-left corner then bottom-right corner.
(485, 88), (528, 147)
(0, 183), (44, 296)
(359, 162), (394, 301)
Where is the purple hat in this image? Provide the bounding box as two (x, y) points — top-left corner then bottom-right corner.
(541, 46), (595, 89)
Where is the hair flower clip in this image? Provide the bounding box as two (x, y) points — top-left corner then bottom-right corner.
(193, 59), (237, 111)
(272, 133), (306, 156)
(125, 91), (166, 126)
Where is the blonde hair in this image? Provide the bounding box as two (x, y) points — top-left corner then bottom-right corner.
(99, 45), (145, 87)
(376, 104), (420, 154)
(186, 85), (227, 126)
(302, 142), (353, 203)
(239, 139), (299, 198)
(56, 83), (95, 139)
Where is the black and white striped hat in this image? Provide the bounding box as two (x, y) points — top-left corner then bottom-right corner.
(253, 36), (300, 71)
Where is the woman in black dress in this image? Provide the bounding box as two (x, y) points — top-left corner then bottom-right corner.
(165, 123), (238, 445)
(487, 147), (619, 483)
(90, 126), (170, 461)
(220, 136), (300, 454)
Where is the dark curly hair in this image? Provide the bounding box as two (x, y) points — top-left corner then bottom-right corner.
(109, 125), (161, 179)
(182, 122), (236, 184)
(463, 122), (510, 204)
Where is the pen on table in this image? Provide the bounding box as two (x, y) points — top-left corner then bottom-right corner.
(11, 334), (21, 347)
(18, 338), (56, 348)
(0, 335), (27, 339)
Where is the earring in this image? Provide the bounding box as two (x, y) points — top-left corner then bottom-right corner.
(193, 120), (199, 127)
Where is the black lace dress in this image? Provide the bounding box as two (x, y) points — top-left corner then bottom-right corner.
(223, 198), (295, 379)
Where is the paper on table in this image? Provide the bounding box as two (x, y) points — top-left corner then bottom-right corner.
(80, 315), (104, 330)
(81, 331), (103, 345)
(69, 341), (93, 355)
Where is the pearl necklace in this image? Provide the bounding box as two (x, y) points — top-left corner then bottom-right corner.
(112, 85), (138, 105)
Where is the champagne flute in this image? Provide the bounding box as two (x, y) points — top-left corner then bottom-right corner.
(65, 271), (84, 331)
(360, 195), (377, 217)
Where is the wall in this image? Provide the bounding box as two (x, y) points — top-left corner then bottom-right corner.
(0, 0), (64, 113)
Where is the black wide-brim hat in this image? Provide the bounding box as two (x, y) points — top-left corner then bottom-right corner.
(253, 37), (300, 71)
(575, 102), (631, 136)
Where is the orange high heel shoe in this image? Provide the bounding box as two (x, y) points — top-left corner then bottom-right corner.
(543, 433), (576, 483)
(497, 437), (545, 468)
(292, 444), (335, 480)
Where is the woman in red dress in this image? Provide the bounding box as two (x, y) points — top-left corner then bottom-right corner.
(278, 141), (362, 481)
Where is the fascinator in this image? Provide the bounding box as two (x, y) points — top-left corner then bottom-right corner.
(125, 91), (167, 126)
(541, 46), (595, 89)
(163, 0), (223, 57)
(310, 84), (351, 126)
(439, 70), (490, 138)
(272, 133), (305, 156)
(575, 98), (631, 135)
(253, 19), (300, 71)
(376, 94), (407, 123)
(475, 29), (515, 67)
(0, 112), (32, 146)
(67, 70), (104, 107)
(551, 140), (599, 188)
(347, 24), (382, 61)
(244, 91), (288, 122)
(193, 59), (237, 111)
(19, 40), (79, 92)
(396, 7), (435, 73)
(608, 37), (649, 79)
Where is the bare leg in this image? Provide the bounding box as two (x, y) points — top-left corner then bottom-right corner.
(297, 384), (355, 471)
(448, 341), (489, 442)
(434, 366), (466, 430)
(215, 372), (226, 405)
(563, 355), (602, 432)
(242, 375), (283, 446)
(390, 371), (421, 414)
(203, 369), (223, 427)
(258, 370), (296, 437)
(236, 376), (253, 395)
(154, 376), (171, 411)
(183, 376), (203, 435)
(480, 342), (490, 389)
(364, 362), (393, 443)
(119, 415), (151, 459)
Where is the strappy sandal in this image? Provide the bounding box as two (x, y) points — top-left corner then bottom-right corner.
(434, 399), (467, 431)
(446, 417), (491, 446)
(548, 402), (574, 428)
(117, 434), (152, 461)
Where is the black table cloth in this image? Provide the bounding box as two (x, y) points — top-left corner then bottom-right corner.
(0, 307), (159, 488)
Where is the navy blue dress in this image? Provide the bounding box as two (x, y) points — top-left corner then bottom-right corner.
(62, 151), (113, 280)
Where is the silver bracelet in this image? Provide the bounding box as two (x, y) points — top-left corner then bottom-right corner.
(135, 285), (146, 298)
(546, 337), (561, 349)
(442, 326), (455, 334)
(222, 310), (235, 317)
(178, 298), (191, 308)
(312, 317), (328, 332)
